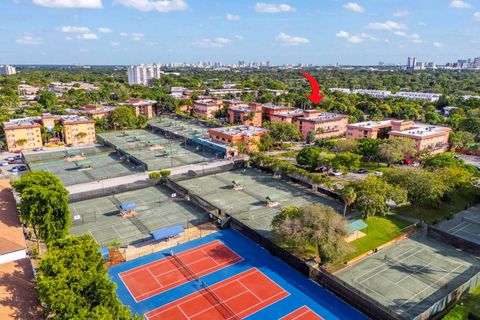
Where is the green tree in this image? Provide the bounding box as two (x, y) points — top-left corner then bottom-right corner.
(306, 131), (316, 144)
(36, 235), (141, 320)
(351, 176), (407, 218)
(330, 152), (362, 173)
(263, 122), (302, 142)
(271, 204), (349, 265)
(109, 105), (137, 129)
(13, 171), (70, 250)
(156, 94), (177, 113)
(37, 90), (58, 108)
(296, 147), (322, 171)
(449, 131), (475, 149)
(378, 137), (416, 166)
(258, 133), (275, 151)
(356, 137), (382, 162)
(340, 187), (357, 217)
(332, 139), (358, 153)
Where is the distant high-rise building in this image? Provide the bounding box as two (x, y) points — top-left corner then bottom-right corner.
(473, 57), (480, 68)
(412, 57), (417, 69)
(407, 57), (412, 69)
(127, 63), (162, 86)
(0, 65), (16, 75)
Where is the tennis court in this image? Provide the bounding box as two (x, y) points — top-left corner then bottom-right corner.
(69, 185), (210, 245)
(148, 117), (212, 139)
(25, 146), (138, 186)
(176, 168), (343, 237)
(109, 229), (367, 319)
(97, 129), (216, 171)
(336, 233), (480, 320)
(434, 204), (480, 246)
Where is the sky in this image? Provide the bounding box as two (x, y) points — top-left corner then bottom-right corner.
(1, 0), (480, 65)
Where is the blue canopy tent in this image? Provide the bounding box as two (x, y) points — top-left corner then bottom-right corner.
(120, 202), (136, 211)
(151, 225), (184, 241)
(98, 247), (109, 259)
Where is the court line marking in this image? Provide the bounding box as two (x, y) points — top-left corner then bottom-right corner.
(280, 306), (323, 320)
(146, 268), (289, 320)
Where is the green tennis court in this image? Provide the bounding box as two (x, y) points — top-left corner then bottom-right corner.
(69, 185), (210, 246)
(434, 204), (480, 246)
(148, 117), (212, 139)
(97, 129), (216, 171)
(336, 233), (480, 320)
(177, 168), (343, 237)
(25, 147), (139, 186)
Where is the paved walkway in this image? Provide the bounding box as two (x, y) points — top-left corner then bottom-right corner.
(67, 158), (242, 195)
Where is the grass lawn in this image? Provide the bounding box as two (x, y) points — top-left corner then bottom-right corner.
(330, 215), (412, 271)
(393, 184), (480, 224)
(360, 161), (391, 173)
(443, 285), (480, 319)
(274, 150), (300, 158)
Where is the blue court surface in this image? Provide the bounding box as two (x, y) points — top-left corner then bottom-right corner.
(109, 229), (367, 320)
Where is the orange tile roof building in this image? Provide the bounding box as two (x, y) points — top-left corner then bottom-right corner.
(271, 109), (348, 140)
(119, 98), (156, 119)
(208, 125), (270, 153)
(192, 97), (224, 119)
(346, 120), (451, 155)
(227, 102), (263, 127)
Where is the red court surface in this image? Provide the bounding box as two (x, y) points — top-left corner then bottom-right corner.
(145, 268), (289, 320)
(119, 240), (242, 302)
(281, 306), (324, 320)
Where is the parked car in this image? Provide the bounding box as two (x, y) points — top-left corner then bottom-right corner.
(355, 168), (368, 174)
(17, 165), (28, 172)
(1, 161), (9, 166)
(11, 167), (19, 172)
(8, 159), (16, 164)
(5, 157), (14, 161)
(330, 170), (343, 176)
(374, 171), (383, 176)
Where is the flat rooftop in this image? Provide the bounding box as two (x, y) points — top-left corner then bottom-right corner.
(3, 117), (41, 128)
(209, 125), (269, 136)
(275, 109), (304, 117)
(299, 112), (347, 122)
(262, 103), (291, 110)
(390, 124), (450, 137)
(59, 115), (94, 123)
(347, 120), (393, 129)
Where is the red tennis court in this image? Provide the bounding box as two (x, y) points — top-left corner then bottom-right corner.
(145, 268), (289, 320)
(281, 306), (323, 320)
(119, 240), (242, 302)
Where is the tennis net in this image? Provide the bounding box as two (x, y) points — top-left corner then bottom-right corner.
(170, 253), (241, 320)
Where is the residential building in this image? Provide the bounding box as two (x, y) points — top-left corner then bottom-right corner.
(261, 103), (292, 121)
(118, 98), (156, 118)
(3, 118), (43, 152)
(227, 102), (262, 127)
(80, 104), (116, 119)
(296, 111), (349, 140)
(0, 65), (16, 75)
(49, 81), (99, 93)
(270, 109), (305, 124)
(208, 125), (269, 153)
(60, 115), (96, 145)
(346, 120), (451, 155)
(192, 97), (224, 119)
(127, 64), (162, 86)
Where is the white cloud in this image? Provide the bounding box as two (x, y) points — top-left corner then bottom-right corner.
(234, 35), (244, 40)
(145, 41), (158, 46)
(115, 0), (187, 12)
(16, 35), (43, 45)
(336, 31), (376, 44)
(119, 32), (128, 37)
(226, 13), (240, 21)
(194, 37), (232, 48)
(367, 20), (407, 30)
(343, 2), (365, 13)
(433, 42), (443, 48)
(77, 33), (98, 40)
(33, 0), (103, 8)
(394, 31), (407, 37)
(254, 2), (296, 13)
(98, 27), (112, 33)
(110, 41), (120, 46)
(474, 12), (480, 20)
(410, 34), (422, 44)
(59, 26), (91, 33)
(275, 32), (309, 46)
(450, 0), (472, 9)
(65, 36), (73, 40)
(131, 33), (145, 41)
(393, 9), (410, 17)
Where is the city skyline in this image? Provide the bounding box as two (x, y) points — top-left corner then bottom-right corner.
(2, 0), (480, 65)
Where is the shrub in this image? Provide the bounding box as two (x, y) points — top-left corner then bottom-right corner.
(148, 172), (161, 179)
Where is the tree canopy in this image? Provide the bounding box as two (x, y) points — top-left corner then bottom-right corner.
(36, 235), (141, 320)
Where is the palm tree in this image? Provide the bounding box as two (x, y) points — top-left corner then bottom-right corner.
(15, 138), (28, 149)
(53, 123), (64, 141)
(340, 187), (357, 217)
(76, 132), (87, 143)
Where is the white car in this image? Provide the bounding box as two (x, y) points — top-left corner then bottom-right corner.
(1, 161), (9, 166)
(330, 170), (343, 176)
(374, 171), (383, 176)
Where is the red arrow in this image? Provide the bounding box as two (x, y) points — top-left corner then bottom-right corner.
(299, 72), (324, 104)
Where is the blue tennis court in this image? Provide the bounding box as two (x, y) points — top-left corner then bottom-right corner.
(109, 229), (366, 319)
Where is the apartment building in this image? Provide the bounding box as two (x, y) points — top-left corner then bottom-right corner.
(3, 114), (96, 151)
(60, 116), (96, 145)
(192, 97), (224, 119)
(227, 102), (263, 127)
(118, 99), (156, 118)
(127, 64), (162, 86)
(3, 118), (42, 152)
(0, 65), (16, 75)
(207, 125), (270, 153)
(79, 104), (116, 119)
(261, 103), (292, 121)
(346, 120), (451, 155)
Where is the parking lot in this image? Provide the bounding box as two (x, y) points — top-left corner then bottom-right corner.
(0, 151), (28, 177)
(457, 154), (480, 170)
